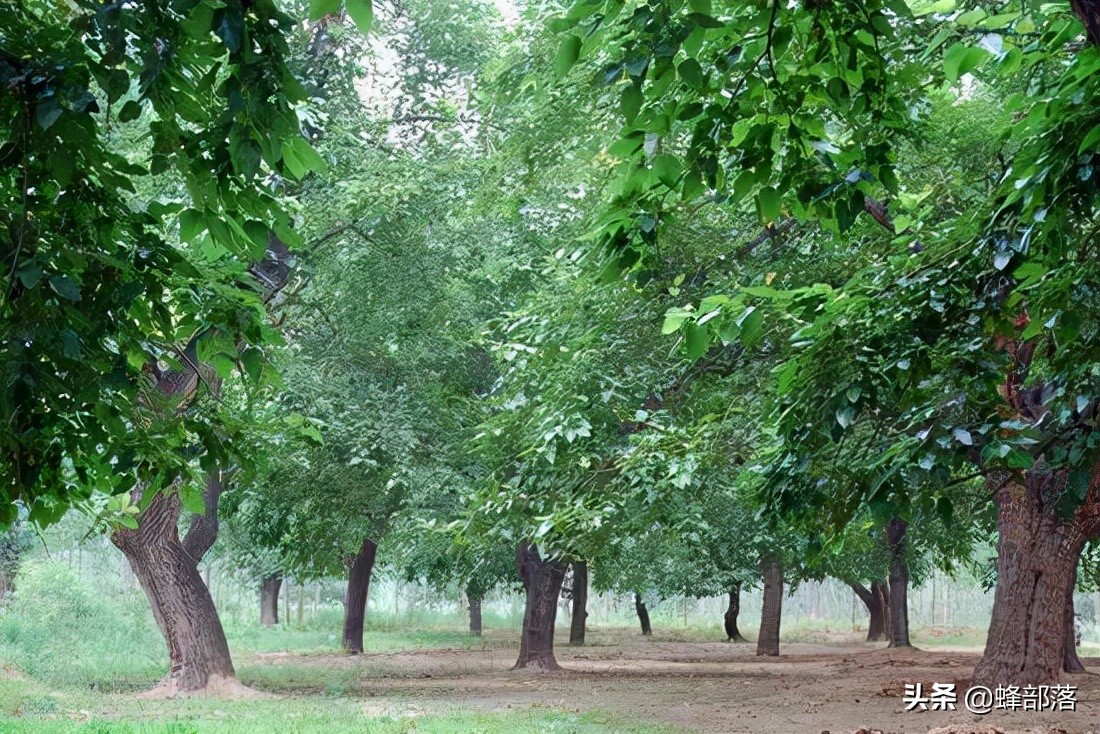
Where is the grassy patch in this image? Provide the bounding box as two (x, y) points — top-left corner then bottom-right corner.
(0, 675), (676, 734)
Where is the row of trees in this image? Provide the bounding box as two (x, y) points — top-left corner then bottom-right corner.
(4, 0), (1100, 696)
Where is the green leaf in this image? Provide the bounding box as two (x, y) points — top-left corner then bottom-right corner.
(300, 424), (324, 444)
(652, 154), (681, 188)
(684, 322), (710, 359)
(240, 347), (264, 382)
(118, 100), (142, 123)
(179, 209), (205, 242)
(912, 0), (955, 16)
(620, 85), (643, 124)
(1004, 449), (1033, 469)
(677, 58), (704, 89)
(346, 0), (373, 35)
(180, 483), (206, 514)
(836, 405), (856, 429)
(662, 306), (694, 334)
(36, 99), (62, 130)
(686, 12), (724, 28)
(215, 6), (245, 52)
(16, 262), (43, 289)
(48, 275), (81, 301)
(738, 307), (763, 347)
(555, 35), (582, 79)
(774, 360), (798, 394)
(281, 137), (327, 180)
(309, 0), (341, 20)
(244, 220), (269, 250)
(60, 329), (81, 360)
(103, 69), (130, 103)
(944, 44), (990, 84)
(211, 353), (237, 379)
(49, 152), (74, 186)
(1078, 124), (1100, 155)
(756, 186), (781, 222)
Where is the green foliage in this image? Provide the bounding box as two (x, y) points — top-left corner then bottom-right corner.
(0, 0), (323, 526)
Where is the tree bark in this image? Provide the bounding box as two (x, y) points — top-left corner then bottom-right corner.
(1064, 570), (1086, 673)
(111, 491), (236, 693)
(886, 518), (911, 648)
(634, 592), (652, 635)
(972, 467), (1100, 686)
(724, 583), (747, 642)
(468, 594), (483, 637)
(850, 581), (887, 642)
(1071, 0), (1100, 44)
(342, 537), (377, 654)
(756, 557), (783, 656)
(260, 574), (282, 626)
(514, 542), (566, 670)
(569, 561), (588, 646)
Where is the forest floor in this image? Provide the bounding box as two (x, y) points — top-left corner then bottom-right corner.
(3, 626), (1100, 733)
(243, 628), (1100, 734)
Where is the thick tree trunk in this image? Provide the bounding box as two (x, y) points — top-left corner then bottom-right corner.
(850, 581), (887, 642)
(634, 592), (652, 636)
(514, 542), (566, 670)
(724, 583), (747, 642)
(260, 575), (282, 627)
(342, 537), (377, 654)
(886, 518), (911, 648)
(756, 557), (783, 656)
(468, 594), (483, 637)
(569, 561), (588, 646)
(111, 491), (236, 694)
(972, 467), (1099, 686)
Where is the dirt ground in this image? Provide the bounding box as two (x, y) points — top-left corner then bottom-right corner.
(253, 629), (1100, 734)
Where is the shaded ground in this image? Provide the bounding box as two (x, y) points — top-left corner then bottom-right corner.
(244, 628), (1100, 734)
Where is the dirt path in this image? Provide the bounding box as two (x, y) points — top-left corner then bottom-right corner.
(249, 630), (1100, 733)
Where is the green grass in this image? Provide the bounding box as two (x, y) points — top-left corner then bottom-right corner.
(0, 675), (675, 734)
(0, 565), (678, 732)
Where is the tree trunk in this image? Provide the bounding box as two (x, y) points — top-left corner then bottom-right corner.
(260, 574), (282, 626)
(342, 537), (377, 654)
(468, 594), (483, 637)
(634, 592), (652, 635)
(111, 491), (236, 694)
(756, 557), (783, 656)
(877, 580), (891, 636)
(850, 581), (887, 642)
(972, 467), (1099, 686)
(569, 561), (588, 646)
(1064, 574), (1086, 673)
(886, 518), (911, 648)
(514, 542), (566, 670)
(724, 583), (747, 642)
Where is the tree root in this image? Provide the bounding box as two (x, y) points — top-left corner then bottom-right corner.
(135, 675), (267, 700)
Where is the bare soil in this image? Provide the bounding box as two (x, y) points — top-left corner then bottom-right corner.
(252, 629), (1100, 734)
